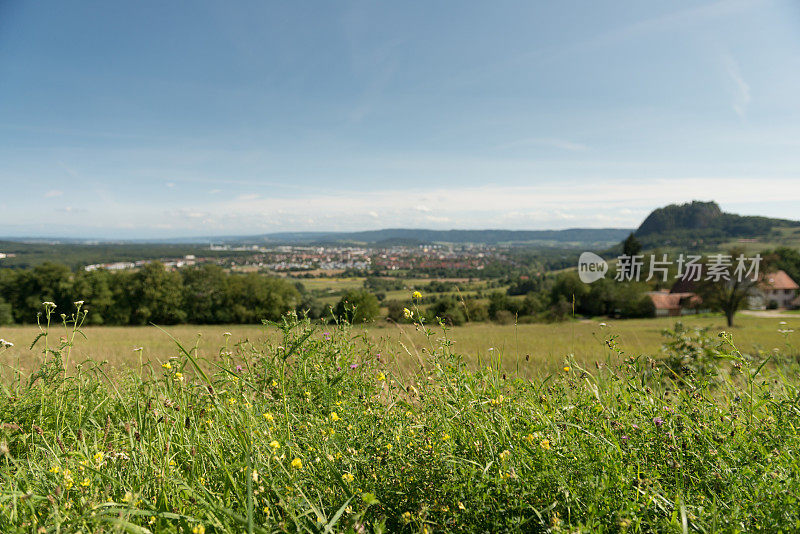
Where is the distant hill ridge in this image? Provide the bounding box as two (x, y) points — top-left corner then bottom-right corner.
(633, 200), (800, 246)
(246, 228), (633, 246)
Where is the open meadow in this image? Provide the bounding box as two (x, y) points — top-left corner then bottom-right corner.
(1, 313), (797, 378)
(1, 307), (800, 532)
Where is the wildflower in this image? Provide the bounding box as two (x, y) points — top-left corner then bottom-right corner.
(401, 511), (412, 523)
(263, 412), (274, 422)
(174, 372), (184, 382)
(74, 300), (84, 306)
(0, 339), (13, 348)
(228, 398), (237, 405)
(342, 472), (354, 483)
(81, 477), (91, 487)
(349, 363), (359, 370)
(490, 395), (504, 406)
(540, 439), (551, 450)
(322, 332), (331, 341)
(377, 372), (386, 381)
(43, 301), (56, 308)
(162, 362), (172, 370)
(403, 307), (413, 319)
(269, 440), (281, 452)
(223, 332), (232, 337)
(235, 365), (243, 372)
(93, 451), (104, 465)
(169, 460), (176, 467)
(122, 491), (133, 503)
(523, 433), (535, 444)
(563, 366), (571, 372)
(149, 516), (156, 525)
(442, 433), (450, 441)
(499, 449), (511, 460)
(458, 501), (465, 510)
(205, 419), (213, 427)
(653, 417), (664, 428)
(291, 458), (303, 469)
(330, 412), (340, 422)
(132, 346), (143, 352)
(412, 290), (422, 299)
(192, 525), (206, 534)
(251, 469), (259, 483)
(48, 465), (60, 473)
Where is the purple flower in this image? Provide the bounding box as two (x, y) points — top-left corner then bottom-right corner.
(322, 332), (331, 341)
(349, 363), (359, 370)
(621, 435), (629, 441)
(235, 365), (243, 373)
(631, 424), (639, 430)
(653, 417), (664, 427)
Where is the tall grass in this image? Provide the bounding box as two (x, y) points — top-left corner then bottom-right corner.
(0, 302), (799, 532)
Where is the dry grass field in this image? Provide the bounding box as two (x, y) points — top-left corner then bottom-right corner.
(1, 313), (796, 379)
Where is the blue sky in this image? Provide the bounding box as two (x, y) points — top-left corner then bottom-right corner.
(1, 0), (799, 238)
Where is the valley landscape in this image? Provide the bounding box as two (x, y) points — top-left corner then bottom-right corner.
(3, 2), (800, 532)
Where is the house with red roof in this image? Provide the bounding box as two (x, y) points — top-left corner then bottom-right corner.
(748, 270), (799, 309)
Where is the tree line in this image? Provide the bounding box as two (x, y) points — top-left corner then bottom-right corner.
(0, 263), (304, 325)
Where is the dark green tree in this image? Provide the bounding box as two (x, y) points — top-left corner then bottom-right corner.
(334, 289), (380, 324)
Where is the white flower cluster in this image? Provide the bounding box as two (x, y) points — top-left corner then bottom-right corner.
(0, 339), (13, 348)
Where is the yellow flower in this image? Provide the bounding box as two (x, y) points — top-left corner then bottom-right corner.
(442, 433), (450, 441)
(499, 449), (511, 460)
(269, 440), (280, 451)
(563, 366), (571, 373)
(401, 511), (412, 523)
(377, 372), (386, 381)
(81, 477), (91, 487)
(93, 451), (104, 466)
(291, 458), (303, 469)
(330, 412), (340, 422)
(540, 439), (551, 450)
(403, 307), (413, 319)
(162, 362), (172, 370)
(122, 491), (133, 503)
(523, 433), (535, 444)
(412, 291), (422, 299)
(48, 466), (60, 474)
(263, 412), (274, 422)
(169, 459), (176, 467)
(228, 398), (237, 405)
(342, 472), (354, 483)
(149, 516), (156, 525)
(458, 501), (465, 510)
(192, 525), (206, 534)
(174, 372), (184, 382)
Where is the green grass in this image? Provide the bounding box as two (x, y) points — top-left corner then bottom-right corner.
(1, 306), (800, 531)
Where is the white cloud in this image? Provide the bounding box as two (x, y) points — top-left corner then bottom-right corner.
(722, 53), (751, 117)
(45, 189), (63, 198)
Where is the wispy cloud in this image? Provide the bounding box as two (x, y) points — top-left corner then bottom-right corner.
(45, 189), (63, 198)
(722, 53), (751, 117)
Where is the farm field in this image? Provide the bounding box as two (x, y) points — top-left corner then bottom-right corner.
(1, 314), (796, 378)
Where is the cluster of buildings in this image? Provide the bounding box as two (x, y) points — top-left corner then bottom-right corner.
(84, 255), (198, 272)
(649, 270), (800, 317)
